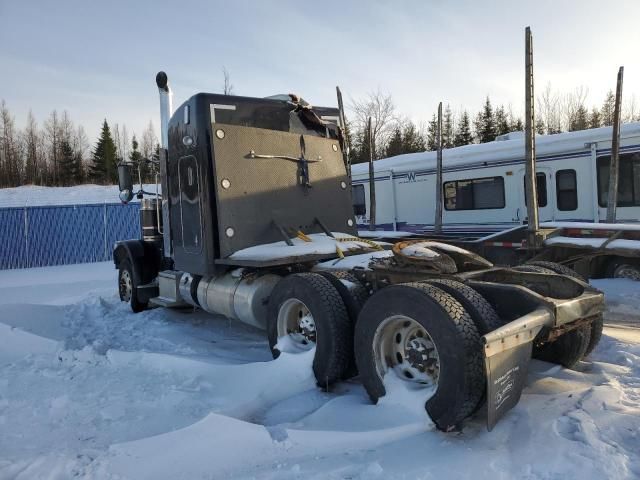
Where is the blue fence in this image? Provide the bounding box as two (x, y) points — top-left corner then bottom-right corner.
(0, 203), (140, 270)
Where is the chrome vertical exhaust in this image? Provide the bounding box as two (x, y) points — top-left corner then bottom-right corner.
(155, 71), (173, 149)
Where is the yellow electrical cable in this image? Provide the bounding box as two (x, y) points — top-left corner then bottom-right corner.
(336, 236), (384, 251)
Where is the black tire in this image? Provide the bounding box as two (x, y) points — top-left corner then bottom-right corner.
(513, 265), (556, 274)
(584, 314), (604, 358)
(526, 261), (586, 282)
(533, 325), (591, 368)
(267, 272), (351, 387)
(118, 258), (147, 313)
(355, 282), (484, 431)
(606, 259), (640, 280)
(318, 271), (369, 378)
(421, 279), (502, 334)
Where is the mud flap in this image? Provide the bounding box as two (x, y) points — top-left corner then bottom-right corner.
(485, 341), (533, 431)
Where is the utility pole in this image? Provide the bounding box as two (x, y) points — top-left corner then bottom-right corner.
(524, 26), (541, 250)
(434, 102), (443, 235)
(367, 116), (376, 230)
(336, 86), (351, 180)
(606, 66), (624, 223)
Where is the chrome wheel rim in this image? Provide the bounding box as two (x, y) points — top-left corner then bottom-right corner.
(277, 298), (316, 351)
(613, 264), (640, 281)
(373, 315), (440, 387)
(119, 269), (132, 302)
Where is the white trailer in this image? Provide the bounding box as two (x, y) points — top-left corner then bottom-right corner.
(351, 123), (640, 237)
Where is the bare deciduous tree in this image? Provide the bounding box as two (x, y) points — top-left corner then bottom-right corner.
(350, 90), (396, 159)
(222, 67), (234, 95)
(537, 82), (562, 134)
(0, 100), (23, 187)
(44, 110), (62, 185)
(562, 86), (589, 131)
(22, 110), (41, 185)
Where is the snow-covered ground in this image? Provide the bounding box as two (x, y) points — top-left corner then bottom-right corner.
(0, 263), (639, 480)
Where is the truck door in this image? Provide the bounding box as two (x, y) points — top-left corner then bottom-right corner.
(518, 168), (553, 223)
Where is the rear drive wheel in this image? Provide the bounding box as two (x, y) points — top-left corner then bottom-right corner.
(526, 261), (586, 281)
(318, 271), (369, 378)
(355, 283), (484, 431)
(513, 264), (556, 274)
(534, 325), (591, 368)
(118, 258), (147, 313)
(421, 279), (502, 334)
(267, 273), (351, 387)
(584, 314), (604, 358)
(421, 278), (501, 413)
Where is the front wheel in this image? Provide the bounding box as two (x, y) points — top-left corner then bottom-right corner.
(118, 258), (147, 313)
(355, 283), (485, 431)
(266, 273), (351, 387)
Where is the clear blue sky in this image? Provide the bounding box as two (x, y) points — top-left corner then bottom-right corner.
(1, 0), (639, 142)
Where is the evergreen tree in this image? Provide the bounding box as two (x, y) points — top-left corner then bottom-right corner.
(453, 111), (473, 147)
(601, 90), (616, 126)
(384, 126), (403, 158)
(58, 140), (76, 186)
(510, 117), (524, 132)
(426, 114), (438, 151)
(535, 118), (546, 135)
(129, 135), (143, 183)
(494, 105), (510, 136)
(402, 121), (426, 153)
(476, 97), (496, 143)
(89, 120), (117, 184)
(589, 107), (602, 129)
(442, 105), (454, 148)
(569, 105), (589, 131)
(72, 149), (84, 184)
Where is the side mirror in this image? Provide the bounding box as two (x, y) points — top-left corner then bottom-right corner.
(118, 163), (134, 204)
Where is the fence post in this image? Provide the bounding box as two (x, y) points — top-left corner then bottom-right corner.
(24, 205), (29, 269)
(104, 202), (108, 261)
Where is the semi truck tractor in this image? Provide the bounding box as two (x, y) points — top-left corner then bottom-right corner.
(114, 72), (605, 431)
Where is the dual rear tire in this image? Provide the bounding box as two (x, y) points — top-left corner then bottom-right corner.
(267, 274), (490, 430)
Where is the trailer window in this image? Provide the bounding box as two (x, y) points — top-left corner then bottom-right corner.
(596, 152), (640, 207)
(444, 176), (505, 210)
(352, 184), (366, 215)
(523, 173), (548, 207)
(556, 169), (578, 211)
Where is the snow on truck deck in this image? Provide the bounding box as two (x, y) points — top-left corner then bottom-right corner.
(0, 264), (639, 480)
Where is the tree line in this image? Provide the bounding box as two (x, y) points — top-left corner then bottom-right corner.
(347, 84), (640, 164)
(2, 81), (639, 186)
(0, 101), (159, 188)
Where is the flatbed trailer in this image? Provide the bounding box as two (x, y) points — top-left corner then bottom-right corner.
(112, 72), (605, 431)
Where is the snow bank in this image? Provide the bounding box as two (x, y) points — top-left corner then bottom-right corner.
(0, 184), (160, 207)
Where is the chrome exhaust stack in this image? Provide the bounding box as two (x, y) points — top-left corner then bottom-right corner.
(155, 71), (173, 149)
(155, 72), (173, 258)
